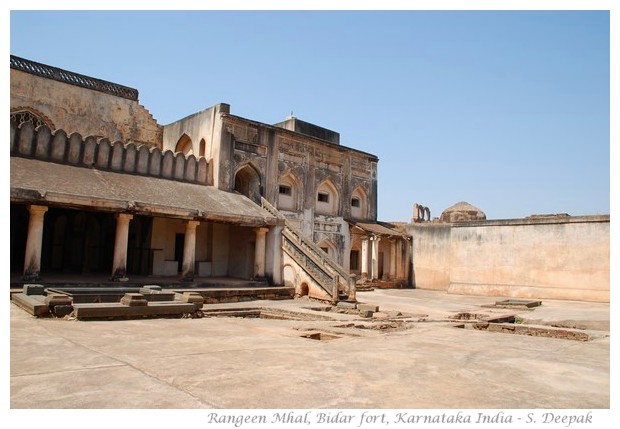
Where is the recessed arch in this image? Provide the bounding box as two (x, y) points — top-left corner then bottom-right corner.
(316, 179), (339, 216)
(283, 264), (297, 288)
(277, 171), (301, 211)
(199, 138), (206, 157)
(316, 238), (337, 260)
(175, 133), (193, 155)
(351, 186), (369, 220)
(234, 163), (262, 203)
(299, 282), (309, 297)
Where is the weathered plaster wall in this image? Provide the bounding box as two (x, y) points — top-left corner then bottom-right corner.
(162, 104), (230, 159)
(150, 218), (226, 277)
(410, 224), (452, 290)
(407, 216), (609, 302)
(150, 218), (184, 275)
(211, 223), (230, 277)
(282, 253), (333, 302)
(227, 226), (255, 279)
(11, 69), (162, 147)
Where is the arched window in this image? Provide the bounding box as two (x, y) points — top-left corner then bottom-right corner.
(10, 108), (54, 131)
(351, 187), (369, 220)
(278, 172), (301, 211)
(199, 138), (206, 157)
(175, 134), (193, 155)
(316, 179), (339, 216)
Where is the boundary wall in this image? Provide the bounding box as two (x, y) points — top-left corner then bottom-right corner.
(407, 215), (609, 302)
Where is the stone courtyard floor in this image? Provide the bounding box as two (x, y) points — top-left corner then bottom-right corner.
(9, 289), (610, 410)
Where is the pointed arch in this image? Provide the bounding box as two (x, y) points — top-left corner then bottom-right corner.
(234, 162), (262, 203)
(277, 170), (302, 211)
(175, 133), (193, 155)
(316, 178), (339, 216)
(351, 186), (369, 220)
(199, 138), (206, 157)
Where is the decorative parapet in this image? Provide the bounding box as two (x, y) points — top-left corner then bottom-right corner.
(11, 55), (139, 101)
(10, 121), (209, 185)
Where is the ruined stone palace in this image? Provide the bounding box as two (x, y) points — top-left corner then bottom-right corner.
(10, 55), (609, 304)
(10, 55), (411, 303)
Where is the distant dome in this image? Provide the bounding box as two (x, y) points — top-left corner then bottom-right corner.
(440, 201), (486, 223)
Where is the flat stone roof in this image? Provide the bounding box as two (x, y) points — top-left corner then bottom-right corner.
(10, 157), (276, 226)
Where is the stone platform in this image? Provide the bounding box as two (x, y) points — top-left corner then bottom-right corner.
(10, 277), (295, 319)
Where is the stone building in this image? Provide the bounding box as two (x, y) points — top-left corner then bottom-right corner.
(10, 55), (411, 302)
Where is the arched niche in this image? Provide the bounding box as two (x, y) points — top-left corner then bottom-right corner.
(175, 133), (193, 155)
(316, 179), (339, 216)
(234, 163), (262, 203)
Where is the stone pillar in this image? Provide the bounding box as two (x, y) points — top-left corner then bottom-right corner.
(181, 220), (200, 281)
(266, 224), (284, 285)
(23, 205), (48, 281)
(396, 239), (403, 280)
(111, 213), (133, 281)
(405, 237), (412, 286)
(361, 237), (369, 280)
(254, 227), (269, 278)
(370, 235), (381, 280)
(389, 238), (397, 280)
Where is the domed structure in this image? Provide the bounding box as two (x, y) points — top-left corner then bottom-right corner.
(440, 201), (486, 223)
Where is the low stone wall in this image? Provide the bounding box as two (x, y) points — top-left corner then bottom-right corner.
(408, 215), (609, 302)
(11, 121), (209, 185)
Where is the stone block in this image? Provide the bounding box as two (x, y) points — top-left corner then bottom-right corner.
(180, 292), (203, 311)
(142, 291), (177, 302)
(12, 293), (49, 316)
(44, 294), (73, 306)
(23, 284), (45, 296)
(181, 292), (204, 303)
(360, 310), (374, 318)
(386, 311), (403, 318)
(358, 304), (379, 313)
(72, 302), (196, 319)
(336, 301), (357, 309)
(120, 293), (148, 307)
(53, 305), (74, 317)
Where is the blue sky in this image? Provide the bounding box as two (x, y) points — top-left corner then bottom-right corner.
(9, 9), (611, 221)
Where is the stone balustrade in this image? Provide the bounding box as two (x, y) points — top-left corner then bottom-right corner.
(11, 120), (209, 185)
(261, 197), (355, 301)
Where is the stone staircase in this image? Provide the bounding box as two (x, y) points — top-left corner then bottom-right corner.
(261, 198), (355, 303)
